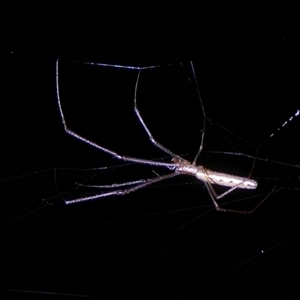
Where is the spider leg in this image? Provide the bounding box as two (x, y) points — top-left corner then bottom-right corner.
(204, 180), (276, 214)
(187, 62), (207, 166)
(133, 70), (181, 159)
(55, 60), (176, 170)
(75, 179), (148, 189)
(65, 172), (179, 204)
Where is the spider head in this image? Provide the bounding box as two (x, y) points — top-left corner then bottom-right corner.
(171, 157), (191, 166)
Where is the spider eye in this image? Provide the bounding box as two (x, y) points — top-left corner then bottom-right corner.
(168, 165), (176, 170)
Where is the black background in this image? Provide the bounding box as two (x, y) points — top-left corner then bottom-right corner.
(2, 4), (300, 300)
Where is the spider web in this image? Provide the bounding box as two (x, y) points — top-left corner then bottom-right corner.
(1, 52), (299, 300)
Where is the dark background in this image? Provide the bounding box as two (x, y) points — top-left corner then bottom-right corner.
(2, 4), (300, 300)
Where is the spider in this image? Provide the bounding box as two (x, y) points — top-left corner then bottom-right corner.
(55, 59), (275, 214)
